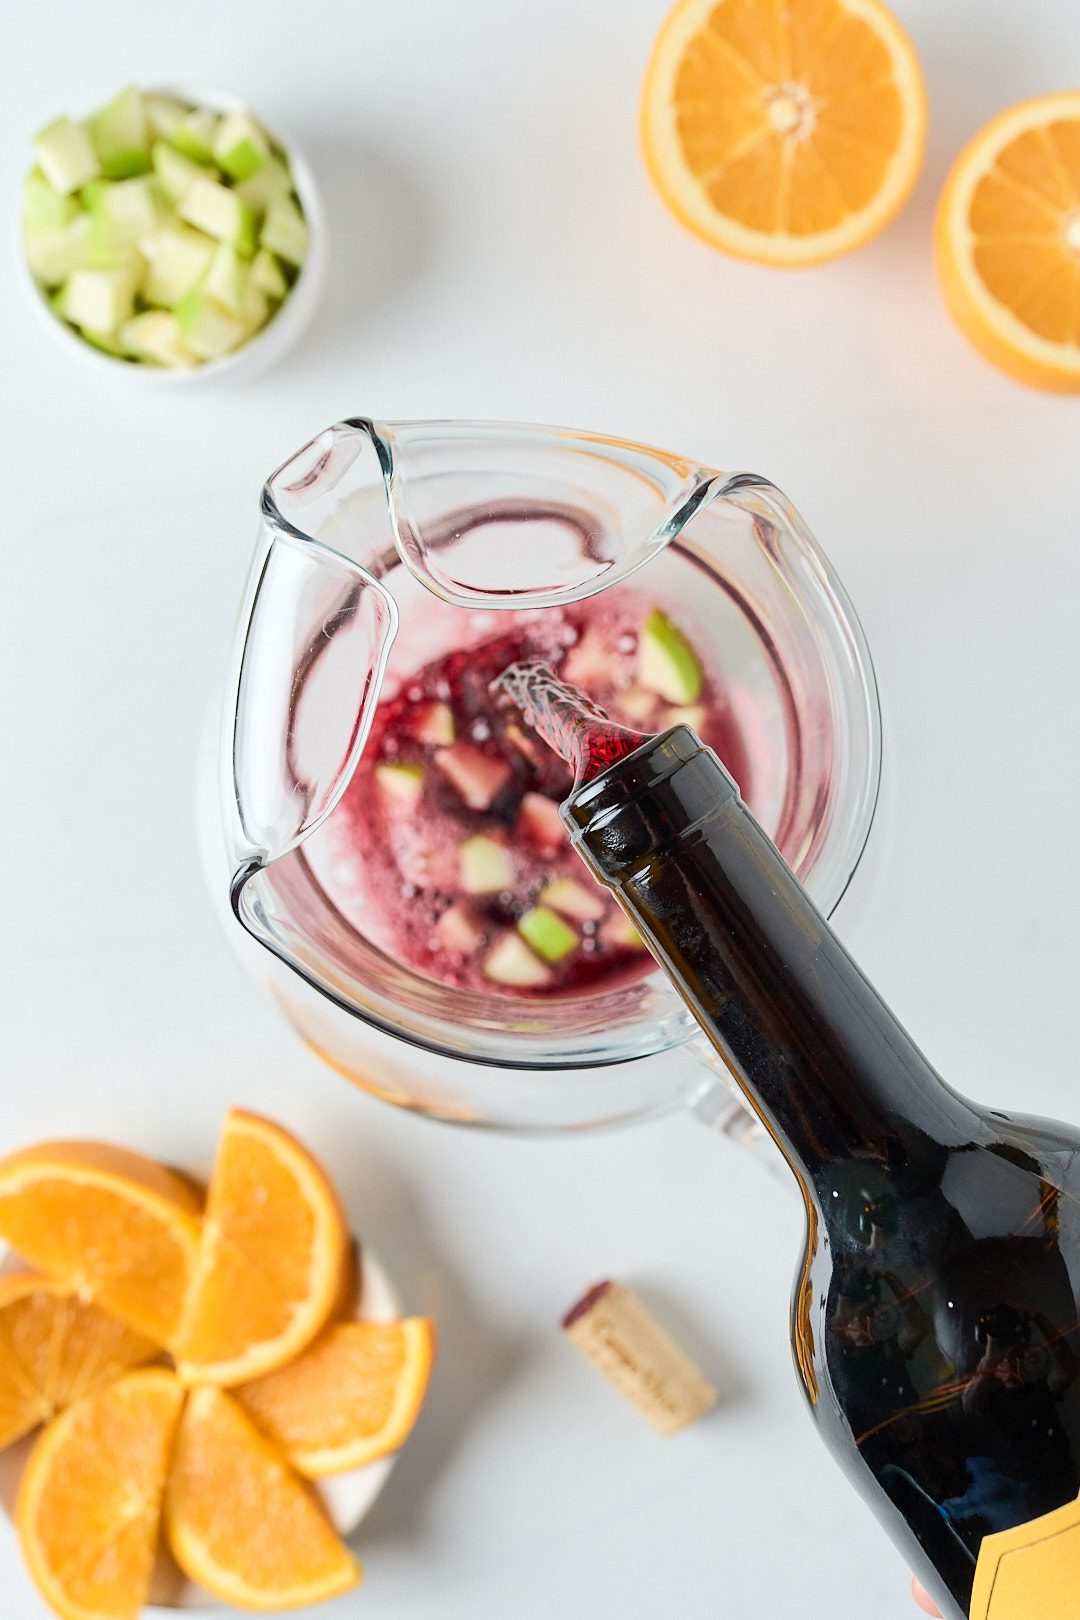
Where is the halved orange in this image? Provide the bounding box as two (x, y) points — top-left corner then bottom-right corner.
(236, 1317), (436, 1476)
(0, 1141), (202, 1345)
(174, 1110), (348, 1386)
(640, 0), (927, 265)
(16, 1367), (184, 1620)
(165, 1385), (361, 1609)
(936, 93), (1080, 391)
(0, 1272), (158, 1449)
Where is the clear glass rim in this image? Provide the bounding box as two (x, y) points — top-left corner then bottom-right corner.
(231, 424), (883, 1073)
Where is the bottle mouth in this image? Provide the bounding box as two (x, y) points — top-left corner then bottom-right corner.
(563, 726), (742, 883)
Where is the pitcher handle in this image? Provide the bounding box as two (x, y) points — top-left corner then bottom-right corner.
(685, 1036), (788, 1180)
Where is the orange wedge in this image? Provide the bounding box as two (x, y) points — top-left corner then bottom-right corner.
(236, 1317), (436, 1476)
(0, 1141), (202, 1345)
(936, 93), (1080, 391)
(0, 1272), (158, 1449)
(165, 1385), (361, 1609)
(640, 0), (926, 265)
(16, 1367), (184, 1620)
(174, 1110), (348, 1386)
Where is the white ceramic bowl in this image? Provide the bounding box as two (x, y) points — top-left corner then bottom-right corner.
(16, 85), (326, 384)
(0, 1250), (402, 1610)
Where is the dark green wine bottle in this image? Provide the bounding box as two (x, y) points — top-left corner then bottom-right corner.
(564, 725), (1080, 1620)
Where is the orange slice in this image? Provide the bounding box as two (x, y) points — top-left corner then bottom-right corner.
(640, 0), (927, 265)
(936, 93), (1080, 391)
(236, 1317), (436, 1476)
(174, 1110), (348, 1386)
(165, 1385), (361, 1609)
(16, 1367), (184, 1620)
(0, 1272), (158, 1449)
(0, 1141), (202, 1345)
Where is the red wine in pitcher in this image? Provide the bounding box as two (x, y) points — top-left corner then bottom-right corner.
(499, 662), (1080, 1620)
(324, 594), (747, 997)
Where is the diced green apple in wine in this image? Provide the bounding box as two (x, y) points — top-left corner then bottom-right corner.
(435, 744), (511, 811)
(374, 763), (425, 809)
(435, 904), (485, 956)
(517, 906), (578, 963)
(638, 608), (703, 704)
(483, 932), (552, 988)
(538, 878), (606, 923)
(518, 792), (566, 851)
(459, 836), (514, 895)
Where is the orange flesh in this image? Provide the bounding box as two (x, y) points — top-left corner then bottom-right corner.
(0, 1274), (158, 1449)
(0, 1143), (201, 1347)
(165, 1386), (360, 1607)
(175, 1110), (347, 1385)
(967, 121), (1080, 345)
(675, 0), (902, 233)
(236, 1317), (436, 1474)
(16, 1369), (183, 1620)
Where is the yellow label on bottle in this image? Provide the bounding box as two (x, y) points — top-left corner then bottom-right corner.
(971, 1493), (1080, 1618)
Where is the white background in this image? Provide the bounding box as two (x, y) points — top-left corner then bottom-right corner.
(2, 3), (1078, 1617)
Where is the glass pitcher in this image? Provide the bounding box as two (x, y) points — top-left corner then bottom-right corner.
(198, 419), (880, 1134)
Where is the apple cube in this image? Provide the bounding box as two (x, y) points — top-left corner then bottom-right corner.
(434, 743), (511, 811)
(213, 110), (270, 181)
(562, 627), (614, 689)
(603, 910), (648, 949)
(240, 278), (269, 335)
(435, 904), (485, 956)
(58, 264), (139, 334)
(664, 705), (707, 732)
(615, 687), (659, 724)
(87, 87), (150, 179)
(374, 762), (424, 809)
(236, 155), (293, 212)
(174, 289), (247, 359)
(80, 326), (128, 357)
(23, 172), (79, 237)
(202, 243), (250, 316)
(144, 93), (189, 142)
(412, 701), (455, 747)
(251, 248), (288, 301)
(517, 906), (578, 963)
(177, 175), (258, 255)
(538, 877), (606, 923)
(139, 223), (215, 305)
(638, 608), (703, 704)
(170, 108), (220, 165)
(459, 835), (513, 895)
(483, 932), (552, 988)
(33, 117), (100, 195)
(25, 214), (92, 286)
(260, 196), (309, 266)
(518, 791), (566, 851)
(152, 141), (203, 203)
(119, 310), (197, 369)
(85, 175), (161, 247)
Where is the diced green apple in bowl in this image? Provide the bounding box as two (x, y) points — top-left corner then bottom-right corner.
(23, 87), (311, 369)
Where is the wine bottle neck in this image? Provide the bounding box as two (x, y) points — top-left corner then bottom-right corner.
(564, 729), (976, 1187)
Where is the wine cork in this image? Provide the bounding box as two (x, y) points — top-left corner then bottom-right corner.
(562, 1280), (716, 1434)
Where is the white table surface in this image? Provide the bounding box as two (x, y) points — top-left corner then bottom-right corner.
(2, 3), (1078, 1616)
